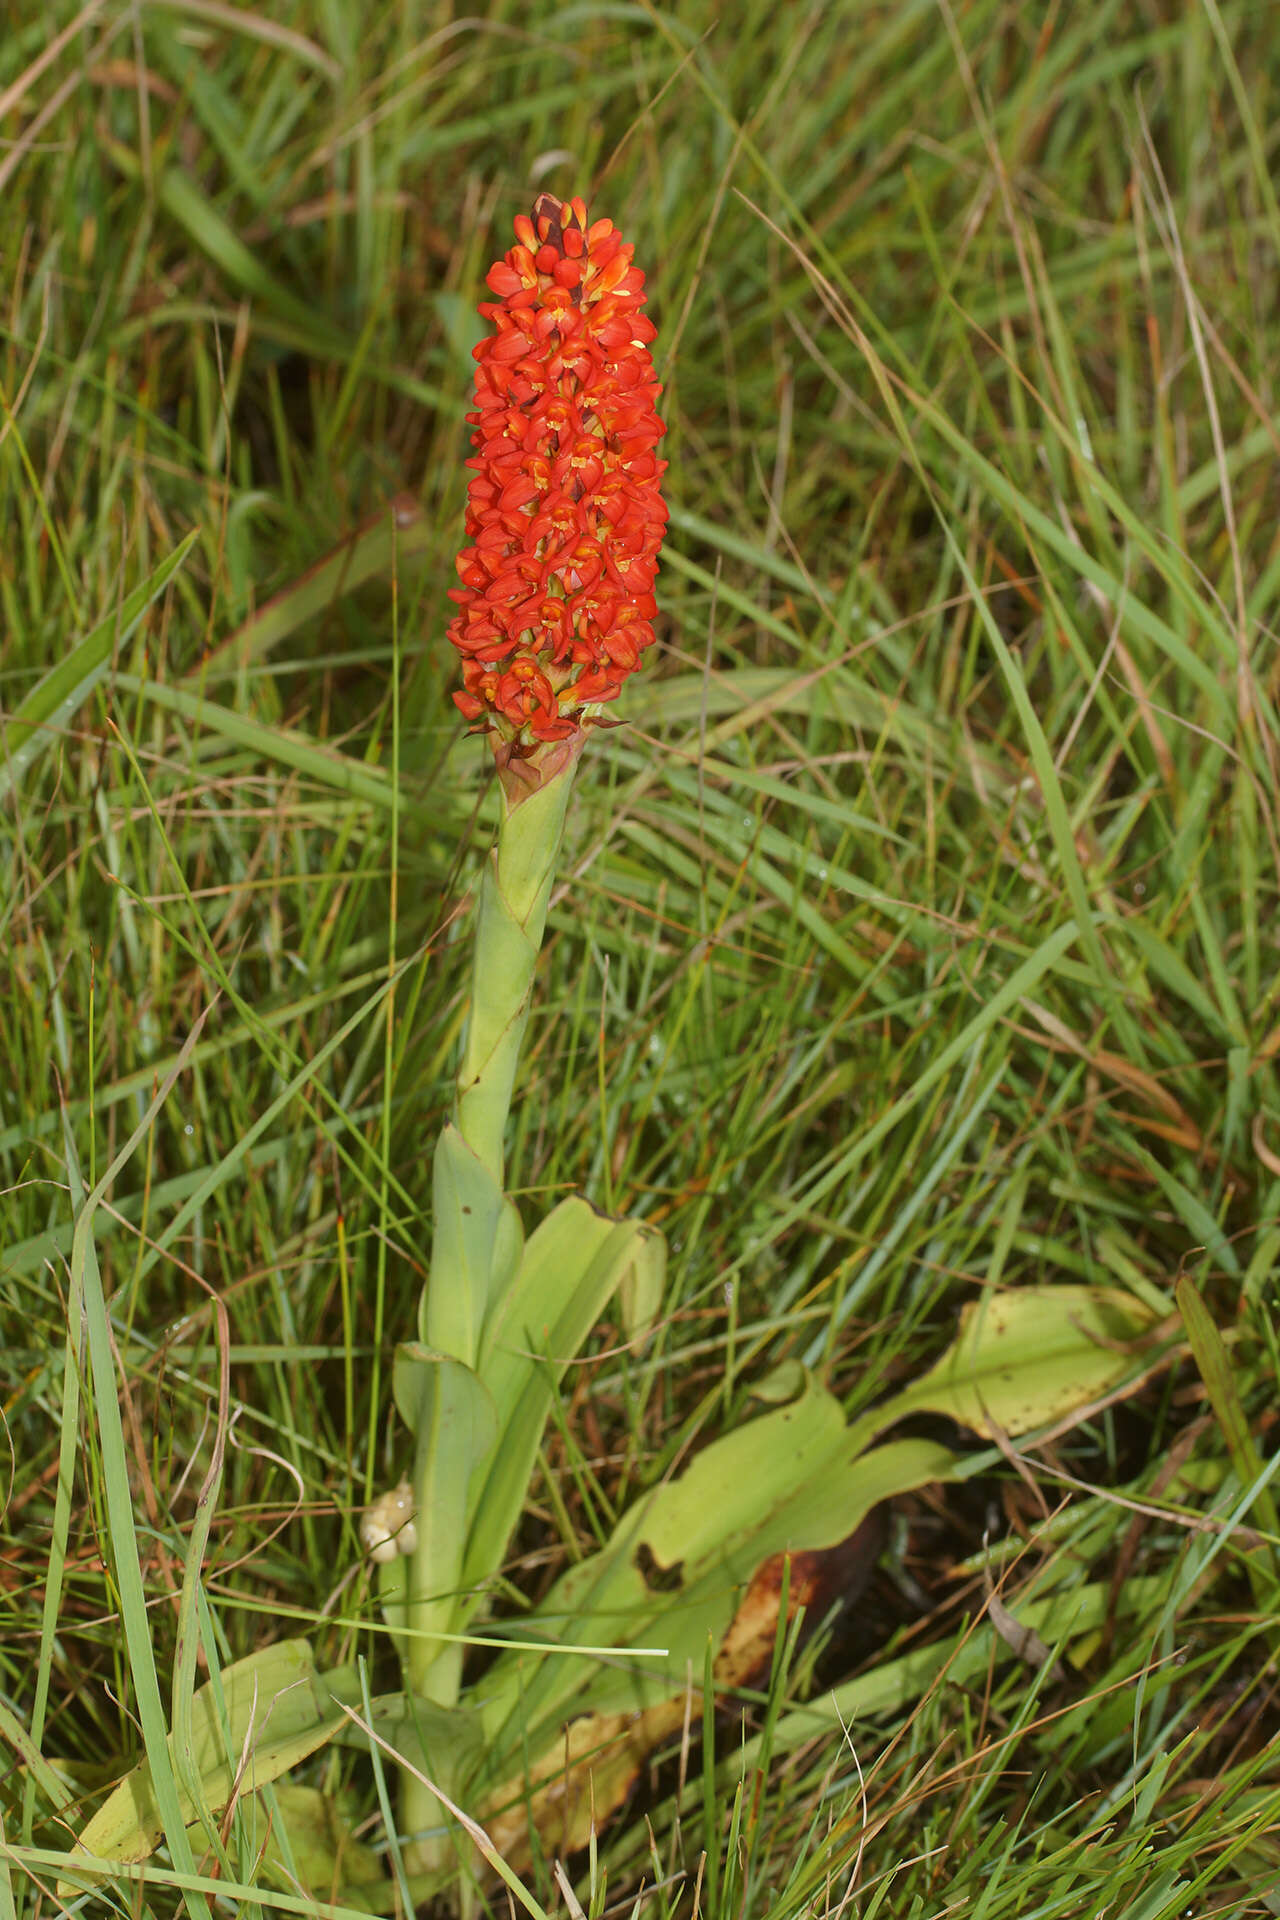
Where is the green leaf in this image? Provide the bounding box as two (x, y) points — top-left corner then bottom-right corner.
(392, 1345), (499, 1672)
(638, 1370), (848, 1576)
(471, 1287), (1167, 1786)
(475, 1197), (618, 1410)
(618, 1219), (666, 1337)
(0, 531), (198, 804)
(464, 1199), (665, 1594)
(470, 1510), (657, 1768)
(425, 1123), (523, 1365)
(472, 1374), (851, 1758)
(550, 1435), (960, 1736)
(393, 1345), (497, 1473)
(65, 1641), (359, 1882)
(872, 1284), (1160, 1442)
(333, 1689), (487, 1777)
(741, 1434), (958, 1565)
(256, 1785), (385, 1912)
(474, 1201), (661, 1460)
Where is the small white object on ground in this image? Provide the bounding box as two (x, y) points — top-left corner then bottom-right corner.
(360, 1480), (418, 1562)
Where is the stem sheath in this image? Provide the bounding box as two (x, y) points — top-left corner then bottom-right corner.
(399, 758), (578, 1868)
(453, 766), (576, 1192)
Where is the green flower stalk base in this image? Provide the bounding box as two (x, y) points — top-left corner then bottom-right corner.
(393, 747), (580, 1866)
(452, 751), (578, 1207)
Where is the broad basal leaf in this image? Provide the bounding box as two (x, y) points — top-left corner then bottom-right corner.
(255, 1784), (385, 1912)
(65, 1641), (359, 1884)
(468, 1283), (1166, 1820)
(879, 1284), (1160, 1440)
(472, 1373), (854, 1757)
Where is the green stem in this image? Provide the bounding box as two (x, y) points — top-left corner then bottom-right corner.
(453, 765), (577, 1191)
(400, 755), (577, 1872)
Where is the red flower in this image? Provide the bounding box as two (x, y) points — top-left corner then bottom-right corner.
(446, 194), (668, 748)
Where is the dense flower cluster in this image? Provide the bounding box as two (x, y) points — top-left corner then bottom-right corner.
(447, 194), (668, 745)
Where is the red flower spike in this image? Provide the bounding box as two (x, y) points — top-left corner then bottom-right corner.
(446, 193), (668, 763)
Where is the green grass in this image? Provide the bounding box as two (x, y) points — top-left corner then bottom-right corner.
(4, 0), (1280, 1913)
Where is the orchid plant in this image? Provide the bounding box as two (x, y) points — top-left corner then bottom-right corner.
(66, 197), (1166, 1915)
(366, 191), (670, 1872)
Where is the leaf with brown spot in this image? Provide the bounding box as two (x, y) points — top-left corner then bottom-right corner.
(460, 1285), (1170, 1875)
